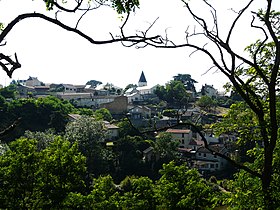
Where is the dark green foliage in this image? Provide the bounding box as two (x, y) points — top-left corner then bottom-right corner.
(223, 170), (264, 209)
(0, 130), (223, 209)
(196, 95), (217, 111)
(119, 176), (156, 210)
(154, 132), (179, 161)
(155, 161), (220, 209)
(63, 175), (120, 210)
(94, 108), (113, 121)
(76, 107), (95, 116)
(162, 109), (178, 117)
(0, 96), (74, 141)
(63, 162), (221, 209)
(115, 136), (149, 180)
(124, 83), (137, 93)
(0, 84), (17, 99)
(0, 137), (86, 209)
(24, 129), (57, 150)
(173, 73), (197, 92)
(117, 118), (140, 137)
(0, 22), (4, 31)
(111, 0), (140, 14)
(65, 116), (114, 176)
(86, 79), (102, 88)
(154, 80), (190, 107)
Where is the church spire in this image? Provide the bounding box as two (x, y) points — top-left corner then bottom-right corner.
(138, 71), (147, 87)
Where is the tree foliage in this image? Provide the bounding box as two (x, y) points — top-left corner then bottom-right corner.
(60, 161), (222, 209)
(196, 95), (217, 111)
(94, 108), (113, 122)
(86, 80), (102, 88)
(173, 73), (197, 92)
(145, 1), (280, 208)
(0, 84), (17, 99)
(154, 80), (190, 107)
(0, 137), (86, 209)
(155, 161), (220, 209)
(64, 116), (113, 175)
(0, 96), (74, 141)
(155, 132), (179, 162)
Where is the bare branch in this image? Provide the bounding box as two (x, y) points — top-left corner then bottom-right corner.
(0, 117), (21, 138)
(75, 3), (92, 29)
(0, 12), (160, 77)
(0, 53), (21, 78)
(226, 0), (254, 44)
(53, 0), (83, 13)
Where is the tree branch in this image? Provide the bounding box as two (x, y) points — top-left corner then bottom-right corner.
(0, 12), (160, 77)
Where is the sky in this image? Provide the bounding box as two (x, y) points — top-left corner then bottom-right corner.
(0, 0), (279, 91)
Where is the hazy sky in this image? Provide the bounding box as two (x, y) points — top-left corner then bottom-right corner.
(0, 0), (279, 91)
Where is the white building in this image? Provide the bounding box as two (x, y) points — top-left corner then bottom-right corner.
(166, 128), (193, 148)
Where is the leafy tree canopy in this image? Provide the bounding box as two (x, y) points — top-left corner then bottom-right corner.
(86, 80), (102, 88)
(0, 137), (86, 209)
(154, 80), (190, 106)
(173, 73), (197, 92)
(94, 108), (113, 122)
(196, 95), (217, 111)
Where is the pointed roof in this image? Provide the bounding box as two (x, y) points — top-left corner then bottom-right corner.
(138, 71), (147, 83)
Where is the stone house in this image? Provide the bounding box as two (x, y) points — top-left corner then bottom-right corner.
(57, 84), (77, 93)
(193, 144), (228, 172)
(127, 105), (151, 119)
(201, 84), (218, 98)
(104, 121), (119, 140)
(34, 85), (50, 96)
(17, 84), (35, 97)
(25, 76), (42, 87)
(166, 128), (193, 148)
(100, 95), (128, 115)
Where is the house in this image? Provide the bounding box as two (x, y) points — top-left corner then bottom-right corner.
(100, 95), (128, 115)
(143, 146), (154, 162)
(126, 92), (142, 104)
(166, 128), (193, 148)
(25, 76), (42, 87)
(187, 139), (204, 150)
(104, 121), (119, 140)
(127, 105), (151, 119)
(57, 92), (93, 107)
(196, 133), (220, 145)
(137, 85), (158, 95)
(56, 84), (77, 93)
(201, 84), (218, 98)
(17, 84), (35, 97)
(68, 113), (82, 121)
(193, 144), (228, 172)
(34, 85), (50, 96)
(125, 87), (138, 95)
(74, 85), (86, 93)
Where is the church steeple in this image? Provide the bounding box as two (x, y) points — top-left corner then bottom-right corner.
(138, 71), (147, 87)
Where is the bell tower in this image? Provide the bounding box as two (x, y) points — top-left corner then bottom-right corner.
(138, 71), (147, 87)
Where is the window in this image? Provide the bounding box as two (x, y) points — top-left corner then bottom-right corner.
(204, 153), (206, 157)
(198, 153), (201, 156)
(181, 139), (185, 144)
(182, 133), (185, 138)
(210, 164), (214, 168)
(214, 155), (217, 158)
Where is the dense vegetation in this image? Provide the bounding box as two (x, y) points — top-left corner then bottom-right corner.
(0, 0), (280, 209)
